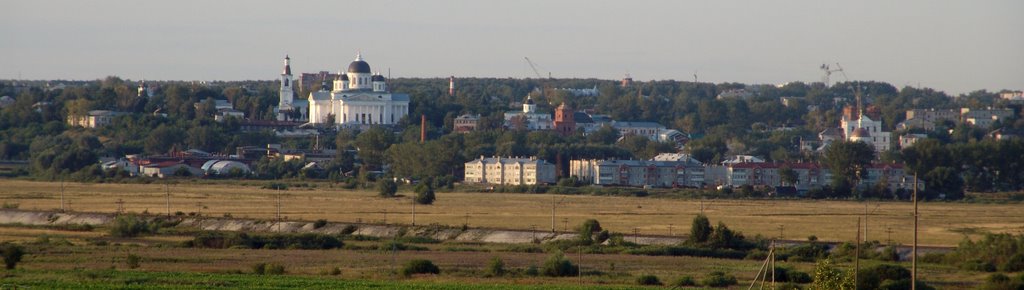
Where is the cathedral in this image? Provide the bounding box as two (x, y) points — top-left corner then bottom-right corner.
(306, 53), (410, 126)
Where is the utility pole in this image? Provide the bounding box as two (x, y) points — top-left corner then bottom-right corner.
(778, 225), (785, 240)
(464, 212), (470, 227)
(633, 228), (639, 244)
(577, 245), (583, 285)
(165, 184), (170, 217)
(668, 224), (674, 236)
(60, 177), (65, 212)
(912, 173), (918, 290)
(562, 218), (569, 232)
(115, 199), (125, 214)
(551, 195), (556, 232)
(855, 218), (861, 290)
(276, 192), (282, 232)
(411, 195), (416, 226)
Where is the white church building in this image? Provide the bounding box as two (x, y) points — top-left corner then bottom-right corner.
(306, 53), (410, 126)
(275, 55), (308, 121)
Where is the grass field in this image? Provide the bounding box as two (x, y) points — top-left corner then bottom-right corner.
(1, 179), (1022, 247)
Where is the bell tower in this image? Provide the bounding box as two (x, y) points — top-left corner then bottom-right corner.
(279, 55), (294, 109)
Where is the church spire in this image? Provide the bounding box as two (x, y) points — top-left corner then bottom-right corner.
(355, 51), (363, 61)
(283, 55), (292, 75)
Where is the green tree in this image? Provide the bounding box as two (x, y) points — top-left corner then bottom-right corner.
(779, 166), (798, 186)
(0, 242), (25, 270)
(577, 219), (602, 244)
(353, 127), (395, 171)
(414, 183), (435, 205)
(689, 214), (712, 244)
(586, 125), (619, 145)
(144, 125), (186, 154)
(822, 141), (875, 197)
(810, 257), (854, 290)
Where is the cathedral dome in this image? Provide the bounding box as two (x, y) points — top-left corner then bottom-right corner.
(338, 74), (349, 81)
(348, 60), (371, 73)
(372, 74), (385, 82)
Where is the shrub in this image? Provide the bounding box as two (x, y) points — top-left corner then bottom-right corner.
(0, 242), (25, 270)
(702, 271), (738, 287)
(109, 215), (157, 237)
(672, 275), (696, 287)
(252, 263), (266, 274)
(1002, 253), (1024, 272)
(857, 264), (910, 290)
(414, 183), (435, 205)
(377, 179), (397, 198)
(962, 260), (998, 272)
(313, 219), (328, 229)
(636, 274), (662, 285)
(486, 256), (505, 277)
(524, 265), (539, 276)
(126, 254), (141, 269)
(541, 251), (577, 277)
(266, 264), (285, 275)
(402, 259), (440, 276)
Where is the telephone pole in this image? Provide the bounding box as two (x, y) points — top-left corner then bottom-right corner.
(912, 173), (919, 290)
(165, 184), (171, 217)
(60, 177), (65, 212)
(855, 218), (861, 290)
(411, 195), (416, 226)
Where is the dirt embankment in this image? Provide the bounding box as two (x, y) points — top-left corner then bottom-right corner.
(0, 209), (683, 245)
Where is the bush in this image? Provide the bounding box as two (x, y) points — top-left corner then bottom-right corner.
(1002, 253), (1024, 272)
(193, 232), (343, 250)
(524, 265), (539, 276)
(541, 251), (577, 277)
(963, 260), (998, 272)
(252, 263), (266, 274)
(486, 256), (505, 277)
(671, 275), (696, 287)
(109, 215), (158, 237)
(252, 263), (285, 275)
(689, 214), (712, 243)
(402, 259), (440, 276)
(0, 242), (26, 269)
(377, 179), (397, 197)
(636, 274), (662, 285)
(414, 183), (436, 205)
(126, 254), (141, 269)
(313, 219), (328, 229)
(857, 264), (910, 290)
(702, 271), (738, 287)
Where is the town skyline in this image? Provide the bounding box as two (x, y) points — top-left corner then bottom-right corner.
(2, 0), (1022, 95)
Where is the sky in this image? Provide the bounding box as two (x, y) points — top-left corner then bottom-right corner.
(1, 0), (1021, 95)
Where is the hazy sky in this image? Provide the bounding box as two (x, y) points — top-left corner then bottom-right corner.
(2, 0), (1021, 94)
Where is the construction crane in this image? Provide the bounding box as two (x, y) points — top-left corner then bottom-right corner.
(820, 63), (844, 87)
(524, 57), (552, 79)
(830, 62), (865, 116)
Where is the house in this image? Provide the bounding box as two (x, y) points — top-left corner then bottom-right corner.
(453, 114), (480, 133)
(464, 156), (556, 185)
(67, 110), (123, 128)
(611, 121), (666, 141)
(899, 134), (928, 148)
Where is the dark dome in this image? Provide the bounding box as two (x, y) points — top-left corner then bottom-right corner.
(525, 97), (535, 105)
(348, 60), (371, 73)
(372, 75), (385, 82)
(338, 74), (349, 81)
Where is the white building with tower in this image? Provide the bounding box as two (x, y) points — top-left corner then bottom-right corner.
(275, 55), (308, 121)
(503, 96), (552, 130)
(307, 53), (410, 126)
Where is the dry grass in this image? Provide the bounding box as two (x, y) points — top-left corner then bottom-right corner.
(1, 179), (1021, 246)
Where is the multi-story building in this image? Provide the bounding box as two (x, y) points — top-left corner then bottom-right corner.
(569, 159), (705, 188)
(611, 121), (666, 141)
(464, 156), (556, 185)
(67, 110), (123, 128)
(453, 114), (480, 133)
(898, 109), (958, 131)
(961, 108), (1015, 128)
